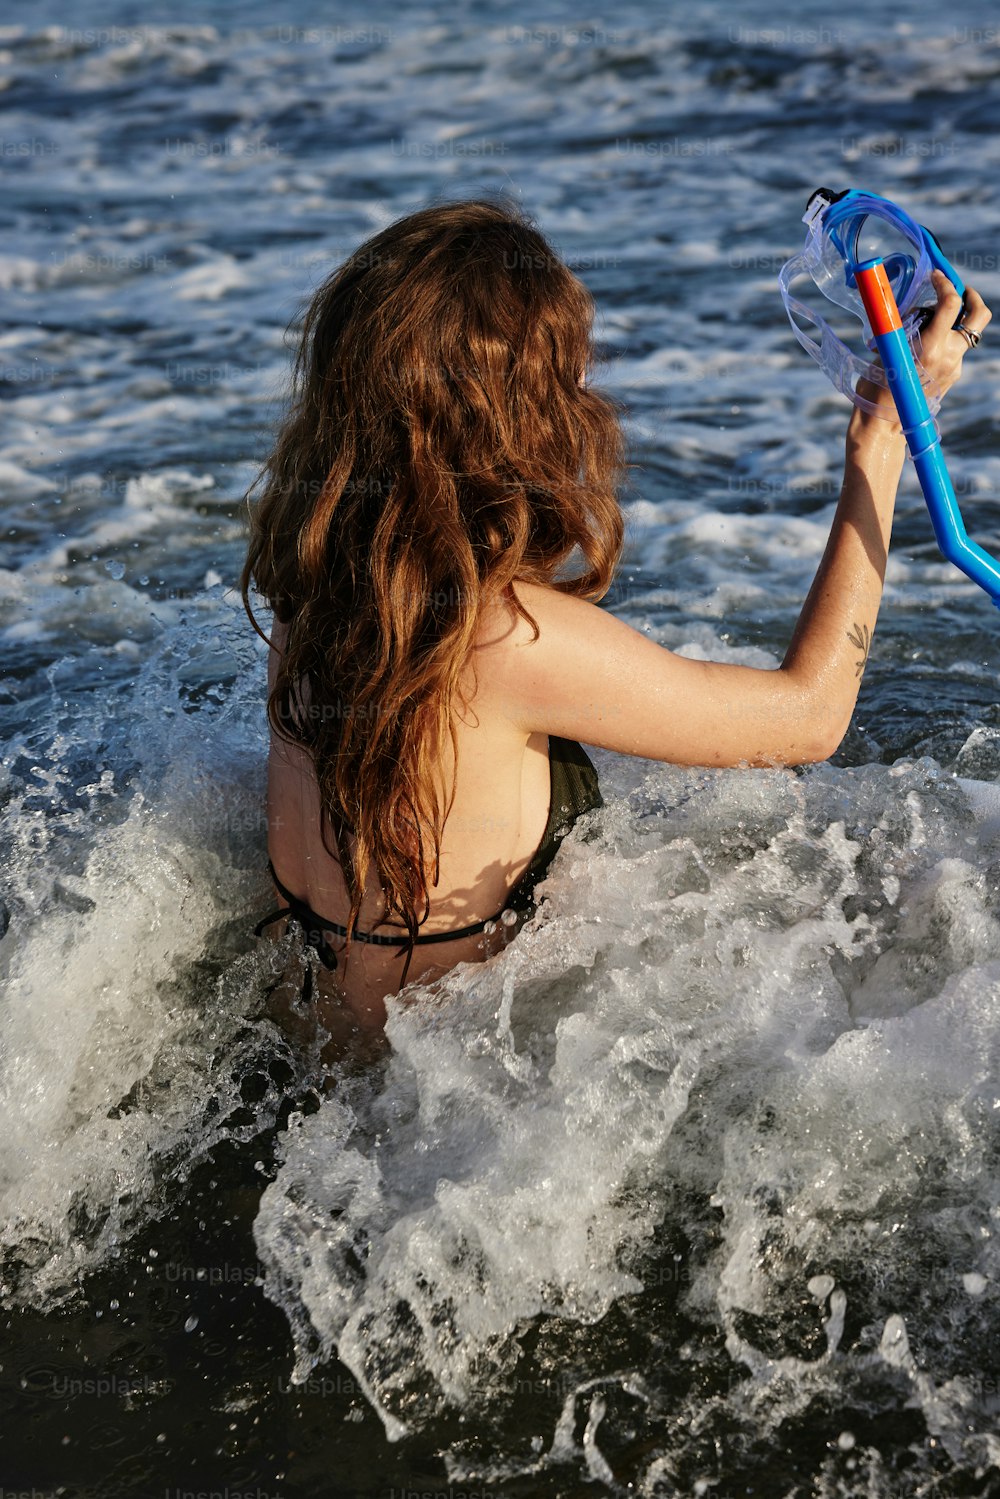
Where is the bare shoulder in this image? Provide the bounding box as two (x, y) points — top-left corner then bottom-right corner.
(472, 579), (836, 768)
(470, 579), (649, 736)
(474, 579), (619, 654)
(470, 580), (612, 693)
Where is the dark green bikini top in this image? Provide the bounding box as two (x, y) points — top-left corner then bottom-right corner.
(255, 735), (602, 970)
(499, 735), (602, 919)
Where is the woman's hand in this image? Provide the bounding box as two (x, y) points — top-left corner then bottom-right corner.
(856, 270), (992, 428)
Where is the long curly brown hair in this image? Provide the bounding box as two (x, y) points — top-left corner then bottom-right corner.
(241, 197), (626, 961)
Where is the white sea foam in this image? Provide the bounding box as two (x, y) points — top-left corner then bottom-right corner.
(248, 756), (1000, 1477)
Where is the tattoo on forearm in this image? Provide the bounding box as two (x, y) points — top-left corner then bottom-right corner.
(847, 622), (871, 678)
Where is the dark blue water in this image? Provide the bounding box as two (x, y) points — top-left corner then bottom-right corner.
(4, 3), (1000, 1495)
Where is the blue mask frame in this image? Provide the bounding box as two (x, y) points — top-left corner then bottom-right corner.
(780, 187), (1000, 607)
(779, 187), (966, 418)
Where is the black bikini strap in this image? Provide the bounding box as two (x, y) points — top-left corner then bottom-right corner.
(262, 861), (511, 951)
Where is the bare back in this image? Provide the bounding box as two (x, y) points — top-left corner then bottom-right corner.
(265, 591), (553, 1030)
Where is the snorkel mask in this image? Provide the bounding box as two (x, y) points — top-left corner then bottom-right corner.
(779, 188), (1000, 606)
(779, 187), (966, 418)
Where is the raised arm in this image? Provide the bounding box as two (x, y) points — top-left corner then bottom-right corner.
(486, 271), (990, 769)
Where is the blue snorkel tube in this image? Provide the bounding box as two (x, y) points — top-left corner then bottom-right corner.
(779, 188), (1000, 608)
(852, 257), (1000, 606)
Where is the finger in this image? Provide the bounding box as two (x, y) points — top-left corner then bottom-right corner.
(929, 268), (963, 324)
(959, 283), (992, 331)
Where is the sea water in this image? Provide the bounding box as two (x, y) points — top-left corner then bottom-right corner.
(4, 0), (1000, 1493)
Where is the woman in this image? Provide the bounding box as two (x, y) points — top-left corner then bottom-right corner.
(242, 197), (990, 1038)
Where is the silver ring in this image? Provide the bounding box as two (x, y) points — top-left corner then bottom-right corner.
(955, 322), (982, 349)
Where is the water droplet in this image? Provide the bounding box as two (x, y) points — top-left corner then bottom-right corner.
(184, 1314), (199, 1332)
(103, 559), (125, 580)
